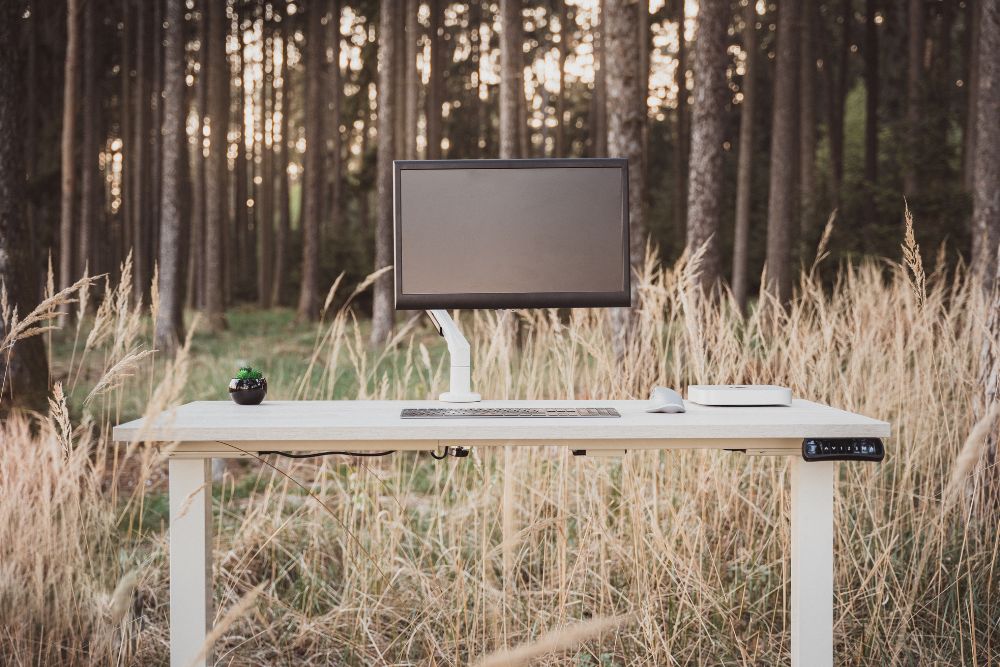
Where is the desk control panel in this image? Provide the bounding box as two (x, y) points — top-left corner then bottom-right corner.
(802, 438), (884, 462)
(401, 407), (621, 419)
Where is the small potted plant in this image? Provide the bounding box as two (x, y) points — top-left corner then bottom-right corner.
(229, 366), (267, 405)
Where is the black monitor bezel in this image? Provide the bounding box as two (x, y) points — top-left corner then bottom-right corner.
(393, 158), (631, 310)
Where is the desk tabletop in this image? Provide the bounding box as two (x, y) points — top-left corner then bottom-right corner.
(113, 399), (889, 455)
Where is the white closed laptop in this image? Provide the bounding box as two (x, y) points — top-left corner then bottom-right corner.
(687, 384), (792, 407)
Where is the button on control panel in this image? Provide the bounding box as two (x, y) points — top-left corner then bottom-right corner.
(802, 438), (885, 462)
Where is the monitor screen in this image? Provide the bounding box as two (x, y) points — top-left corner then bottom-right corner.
(393, 158), (630, 310)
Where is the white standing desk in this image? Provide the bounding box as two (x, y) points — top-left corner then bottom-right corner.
(113, 399), (890, 667)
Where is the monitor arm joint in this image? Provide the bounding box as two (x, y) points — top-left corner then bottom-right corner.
(427, 310), (481, 403)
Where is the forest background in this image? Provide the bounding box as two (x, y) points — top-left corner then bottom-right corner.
(0, 0), (998, 664)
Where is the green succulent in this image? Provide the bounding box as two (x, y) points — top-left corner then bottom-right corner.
(236, 366), (264, 381)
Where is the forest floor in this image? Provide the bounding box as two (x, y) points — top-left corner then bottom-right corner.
(49, 306), (392, 420)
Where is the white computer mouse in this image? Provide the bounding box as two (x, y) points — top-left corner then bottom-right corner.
(646, 386), (686, 413)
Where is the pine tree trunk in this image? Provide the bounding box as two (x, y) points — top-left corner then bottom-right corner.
(371, 0), (398, 345)
(499, 0), (521, 159)
(765, 0), (800, 304)
(119, 0), (132, 280)
(150, 0), (164, 284)
(863, 0), (879, 186)
(903, 0), (925, 196)
(732, 1), (756, 312)
(131, 0), (148, 303)
(23, 0), (38, 268)
(187, 0), (208, 310)
(154, 0), (185, 354)
(963, 0), (980, 191)
(204, 0), (228, 331)
(0, 0), (48, 414)
(393, 0), (407, 160)
(605, 0), (646, 357)
(673, 0), (688, 231)
(971, 0), (999, 494)
(426, 0), (443, 160)
(826, 0), (852, 205)
(475, 4), (489, 157)
(78, 1), (100, 281)
(234, 30), (250, 297)
(297, 0), (326, 321)
(555, 0), (569, 157)
(970, 0), (999, 290)
(799, 0), (817, 252)
(405, 0), (420, 159)
(931, 2), (955, 153)
(594, 0), (608, 157)
(272, 26), (291, 307)
(638, 0), (649, 186)
(58, 0), (79, 305)
(258, 30), (274, 309)
(685, 0), (728, 292)
(327, 0), (342, 236)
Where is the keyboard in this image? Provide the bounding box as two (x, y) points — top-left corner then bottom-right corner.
(400, 407), (621, 419)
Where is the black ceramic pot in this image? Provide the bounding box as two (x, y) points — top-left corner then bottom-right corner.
(229, 377), (267, 405)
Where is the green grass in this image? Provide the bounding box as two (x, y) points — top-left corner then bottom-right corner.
(49, 305), (448, 423)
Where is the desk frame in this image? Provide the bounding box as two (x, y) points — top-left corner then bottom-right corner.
(164, 438), (832, 667)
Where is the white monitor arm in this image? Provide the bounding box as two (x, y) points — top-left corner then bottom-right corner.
(426, 309), (481, 403)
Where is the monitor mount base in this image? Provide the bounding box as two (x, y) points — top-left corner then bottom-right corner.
(427, 309), (481, 403)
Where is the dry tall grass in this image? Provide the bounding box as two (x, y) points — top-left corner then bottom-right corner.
(0, 224), (997, 665)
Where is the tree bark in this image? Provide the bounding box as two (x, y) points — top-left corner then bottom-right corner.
(605, 0), (646, 355)
(119, 0), (132, 281)
(371, 0), (399, 345)
(732, 1), (756, 312)
(204, 0), (228, 331)
(297, 0), (326, 321)
(765, 0), (800, 304)
(0, 0), (48, 414)
(555, 0), (570, 157)
(963, 0), (980, 191)
(327, 0), (342, 236)
(78, 0), (101, 281)
(903, 0), (925, 196)
(863, 0), (879, 186)
(500, 0), (522, 159)
(149, 0), (164, 286)
(971, 0), (1000, 492)
(404, 0), (419, 160)
(685, 0), (728, 292)
(426, 0), (443, 160)
(154, 0), (186, 354)
(606, 0), (645, 268)
(970, 0), (999, 291)
(258, 29), (274, 309)
(799, 0), (817, 252)
(272, 26), (291, 307)
(233, 27), (250, 297)
(58, 0), (79, 305)
(826, 0), (852, 205)
(673, 0), (688, 231)
(594, 0), (608, 157)
(187, 0), (208, 310)
(131, 0), (148, 303)
(638, 0), (649, 188)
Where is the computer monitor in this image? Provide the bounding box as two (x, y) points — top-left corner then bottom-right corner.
(393, 158), (630, 310)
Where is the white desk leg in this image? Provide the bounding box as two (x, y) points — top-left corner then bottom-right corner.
(790, 458), (834, 667)
(169, 458), (214, 667)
